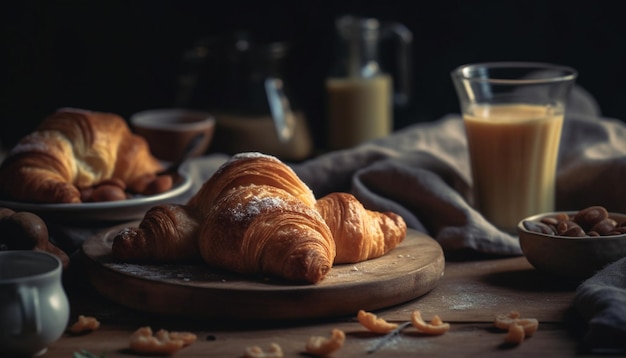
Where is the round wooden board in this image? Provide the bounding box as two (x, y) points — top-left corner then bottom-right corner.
(80, 223), (445, 321)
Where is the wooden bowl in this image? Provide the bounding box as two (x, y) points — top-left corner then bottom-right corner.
(517, 211), (626, 280)
(130, 109), (215, 163)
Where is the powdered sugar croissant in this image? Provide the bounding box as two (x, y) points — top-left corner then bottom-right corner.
(112, 152), (316, 264)
(0, 108), (169, 203)
(198, 184), (335, 283)
(187, 152), (316, 214)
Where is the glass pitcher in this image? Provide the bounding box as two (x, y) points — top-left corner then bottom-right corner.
(326, 15), (412, 150)
(177, 33), (313, 161)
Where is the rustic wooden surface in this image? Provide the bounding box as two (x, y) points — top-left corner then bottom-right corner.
(43, 252), (603, 357)
(80, 225), (445, 320)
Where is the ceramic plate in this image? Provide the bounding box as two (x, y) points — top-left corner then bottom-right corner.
(0, 174), (193, 223)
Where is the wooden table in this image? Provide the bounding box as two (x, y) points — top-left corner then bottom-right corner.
(43, 254), (603, 357)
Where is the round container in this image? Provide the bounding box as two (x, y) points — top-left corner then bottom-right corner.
(517, 211), (626, 280)
(130, 109), (215, 163)
(0, 250), (69, 357)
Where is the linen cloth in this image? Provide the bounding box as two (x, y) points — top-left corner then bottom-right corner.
(289, 109), (626, 258)
(294, 114), (626, 255)
(173, 86), (626, 258)
(574, 257), (626, 353)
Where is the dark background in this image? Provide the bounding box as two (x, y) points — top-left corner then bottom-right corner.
(3, 0), (626, 152)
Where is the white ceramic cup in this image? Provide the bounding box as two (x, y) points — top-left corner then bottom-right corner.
(0, 250), (70, 357)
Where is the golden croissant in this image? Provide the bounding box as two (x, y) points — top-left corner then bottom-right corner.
(315, 192), (407, 264)
(0, 108), (168, 203)
(198, 184), (336, 284)
(112, 152), (316, 265)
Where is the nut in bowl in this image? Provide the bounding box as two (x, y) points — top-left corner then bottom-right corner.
(517, 206), (626, 280)
(130, 109), (216, 163)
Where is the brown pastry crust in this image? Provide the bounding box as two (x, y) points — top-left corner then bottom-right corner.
(198, 184), (335, 284)
(0, 108), (167, 203)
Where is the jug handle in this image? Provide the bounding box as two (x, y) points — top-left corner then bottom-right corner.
(382, 23), (413, 107)
(18, 286), (41, 336)
(264, 78), (296, 143)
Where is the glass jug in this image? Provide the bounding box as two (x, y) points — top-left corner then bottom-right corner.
(177, 33), (313, 161)
(326, 15), (412, 150)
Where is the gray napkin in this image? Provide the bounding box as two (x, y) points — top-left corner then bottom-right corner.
(292, 117), (522, 256)
(290, 110), (626, 257)
(574, 257), (626, 353)
(55, 87), (626, 259)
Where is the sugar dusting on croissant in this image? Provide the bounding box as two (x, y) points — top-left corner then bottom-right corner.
(198, 184), (335, 283)
(187, 152), (316, 214)
(0, 108), (169, 203)
(112, 151), (407, 284)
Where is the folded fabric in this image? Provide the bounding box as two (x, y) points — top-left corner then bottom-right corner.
(290, 111), (626, 257)
(291, 117), (519, 256)
(574, 257), (626, 353)
(177, 85), (625, 257)
(160, 95), (626, 258)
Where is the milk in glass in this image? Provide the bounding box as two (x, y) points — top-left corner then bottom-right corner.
(464, 103), (564, 232)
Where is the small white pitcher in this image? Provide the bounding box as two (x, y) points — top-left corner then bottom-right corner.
(0, 250), (70, 357)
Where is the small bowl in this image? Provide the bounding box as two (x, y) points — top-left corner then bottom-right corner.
(517, 211), (626, 280)
(130, 109), (215, 163)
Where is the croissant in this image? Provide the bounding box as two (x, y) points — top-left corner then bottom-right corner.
(198, 184), (336, 284)
(187, 152), (316, 214)
(315, 192), (407, 264)
(112, 204), (202, 262)
(0, 108), (167, 203)
(111, 152), (407, 284)
(111, 152), (317, 261)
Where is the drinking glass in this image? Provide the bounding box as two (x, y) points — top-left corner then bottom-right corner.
(451, 62), (577, 233)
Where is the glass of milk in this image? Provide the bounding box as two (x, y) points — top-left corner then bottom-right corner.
(451, 62), (577, 233)
(326, 15), (412, 151)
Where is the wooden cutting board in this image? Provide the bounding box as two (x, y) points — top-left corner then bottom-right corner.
(80, 223), (445, 321)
